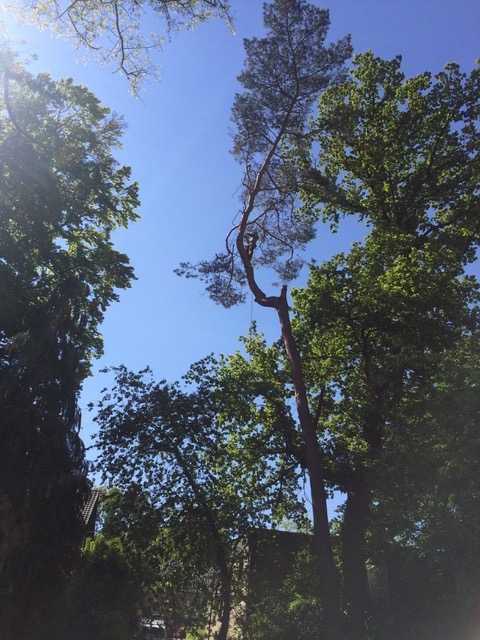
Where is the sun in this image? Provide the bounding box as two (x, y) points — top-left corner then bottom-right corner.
(0, 3), (21, 35)
(0, 2), (45, 47)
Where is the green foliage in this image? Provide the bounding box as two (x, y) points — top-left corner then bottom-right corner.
(291, 51), (480, 638)
(94, 361), (305, 638)
(0, 50), (139, 377)
(290, 239), (480, 636)
(177, 0), (351, 306)
(94, 360), (304, 540)
(99, 487), (216, 637)
(65, 535), (141, 640)
(0, 49), (139, 637)
(364, 335), (480, 639)
(292, 232), (479, 478)
(301, 52), (480, 247)
(2, 24), (478, 640)
(242, 544), (323, 640)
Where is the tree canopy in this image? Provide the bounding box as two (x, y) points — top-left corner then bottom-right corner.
(94, 359), (304, 639)
(0, 49), (139, 638)
(3, 3), (480, 640)
(300, 52), (480, 245)
(177, 0), (351, 306)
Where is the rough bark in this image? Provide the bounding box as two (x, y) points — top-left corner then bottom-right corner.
(341, 358), (383, 640)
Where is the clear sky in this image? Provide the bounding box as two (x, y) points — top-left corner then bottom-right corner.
(3, 0), (480, 474)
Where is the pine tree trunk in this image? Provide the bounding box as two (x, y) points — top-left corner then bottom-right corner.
(237, 232), (342, 636)
(277, 293), (342, 640)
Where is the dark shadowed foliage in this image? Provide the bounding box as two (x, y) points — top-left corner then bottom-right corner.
(0, 49), (138, 639)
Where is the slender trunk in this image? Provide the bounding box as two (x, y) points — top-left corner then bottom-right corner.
(216, 554), (232, 640)
(277, 290), (342, 639)
(237, 227), (341, 636)
(342, 475), (371, 640)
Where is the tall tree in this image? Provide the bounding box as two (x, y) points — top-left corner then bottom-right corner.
(293, 52), (480, 638)
(365, 333), (480, 639)
(177, 3), (351, 635)
(0, 50), (139, 638)
(292, 233), (480, 638)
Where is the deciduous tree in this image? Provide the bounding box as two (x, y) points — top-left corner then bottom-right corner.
(0, 49), (139, 638)
(15, 0), (232, 90)
(94, 360), (302, 640)
(292, 233), (480, 638)
(292, 52), (480, 638)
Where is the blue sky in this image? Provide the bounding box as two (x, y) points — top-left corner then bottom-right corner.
(4, 0), (480, 458)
